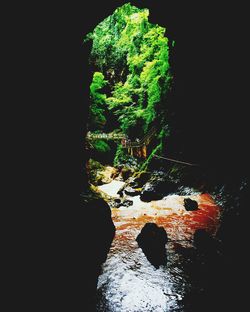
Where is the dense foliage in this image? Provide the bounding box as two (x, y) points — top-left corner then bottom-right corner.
(85, 3), (172, 166)
(92, 139), (111, 153)
(89, 72), (108, 130)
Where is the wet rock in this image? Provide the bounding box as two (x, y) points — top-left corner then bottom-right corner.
(184, 198), (199, 211)
(101, 166), (119, 184)
(117, 186), (124, 197)
(109, 198), (133, 208)
(89, 160), (119, 185)
(140, 171), (178, 202)
(136, 223), (168, 268)
(128, 181), (137, 187)
(121, 199), (133, 207)
(132, 171), (150, 188)
(140, 183), (164, 202)
(120, 167), (133, 181)
(124, 186), (141, 196)
(108, 200), (118, 208)
(116, 171), (151, 198)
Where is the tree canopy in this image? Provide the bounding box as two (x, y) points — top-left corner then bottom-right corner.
(85, 3), (172, 165)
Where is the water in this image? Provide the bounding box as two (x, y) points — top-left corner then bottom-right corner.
(97, 180), (221, 311)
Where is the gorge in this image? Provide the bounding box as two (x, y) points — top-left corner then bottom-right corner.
(81, 2), (246, 311)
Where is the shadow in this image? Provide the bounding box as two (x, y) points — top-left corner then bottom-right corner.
(175, 229), (233, 312)
(136, 223), (168, 269)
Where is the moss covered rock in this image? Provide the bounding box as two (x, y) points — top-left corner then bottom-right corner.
(88, 159), (118, 185)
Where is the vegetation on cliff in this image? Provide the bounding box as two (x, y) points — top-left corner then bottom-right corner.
(85, 3), (172, 169)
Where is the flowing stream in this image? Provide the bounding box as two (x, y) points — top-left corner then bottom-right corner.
(96, 180), (221, 312)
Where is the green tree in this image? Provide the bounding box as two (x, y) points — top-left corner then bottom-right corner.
(89, 72), (107, 130)
(85, 3), (172, 160)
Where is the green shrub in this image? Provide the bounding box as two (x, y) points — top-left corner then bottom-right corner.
(92, 140), (111, 153)
(85, 3), (172, 138)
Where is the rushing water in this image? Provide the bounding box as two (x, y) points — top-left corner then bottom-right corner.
(97, 180), (221, 312)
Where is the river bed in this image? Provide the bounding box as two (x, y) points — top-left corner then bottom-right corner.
(96, 179), (221, 311)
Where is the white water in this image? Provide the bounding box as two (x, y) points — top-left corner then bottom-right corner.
(98, 180), (125, 197)
(96, 179), (221, 312)
(97, 179), (200, 217)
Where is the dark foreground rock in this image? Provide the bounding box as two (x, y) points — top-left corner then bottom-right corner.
(136, 223), (168, 268)
(193, 229), (219, 256)
(82, 193), (115, 311)
(178, 229), (224, 312)
(184, 198), (199, 211)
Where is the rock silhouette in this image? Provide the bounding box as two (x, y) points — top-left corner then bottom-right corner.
(83, 195), (115, 311)
(136, 223), (168, 268)
(184, 198), (199, 211)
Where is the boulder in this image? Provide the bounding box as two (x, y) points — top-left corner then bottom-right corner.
(136, 223), (168, 268)
(120, 167), (133, 181)
(184, 198), (199, 211)
(121, 199), (133, 207)
(140, 183), (164, 202)
(117, 185), (125, 197)
(140, 171), (178, 202)
(128, 181), (137, 187)
(109, 198), (133, 208)
(100, 166), (119, 184)
(132, 171), (150, 188)
(89, 161), (118, 185)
